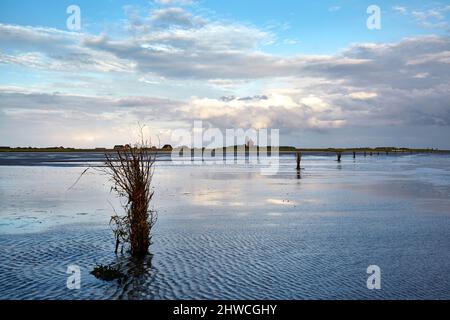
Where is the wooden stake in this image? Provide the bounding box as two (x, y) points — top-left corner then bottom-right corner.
(296, 151), (301, 170)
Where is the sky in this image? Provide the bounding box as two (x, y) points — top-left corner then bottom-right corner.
(0, 0), (450, 148)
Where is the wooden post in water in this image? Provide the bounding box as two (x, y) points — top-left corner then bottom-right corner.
(296, 151), (301, 170)
(353, 151), (356, 159)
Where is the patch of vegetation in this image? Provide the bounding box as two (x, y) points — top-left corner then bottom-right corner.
(105, 129), (157, 257)
(91, 263), (124, 281)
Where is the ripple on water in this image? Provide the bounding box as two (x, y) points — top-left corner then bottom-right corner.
(1, 217), (450, 300)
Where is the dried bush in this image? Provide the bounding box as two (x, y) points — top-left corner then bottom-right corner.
(104, 137), (157, 257)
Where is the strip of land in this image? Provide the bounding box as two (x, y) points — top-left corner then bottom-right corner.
(0, 146), (448, 154)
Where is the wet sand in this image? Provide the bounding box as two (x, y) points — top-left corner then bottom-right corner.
(1, 153), (450, 299)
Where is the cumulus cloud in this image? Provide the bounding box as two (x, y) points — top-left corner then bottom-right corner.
(0, 88), (344, 133)
(181, 93), (347, 131)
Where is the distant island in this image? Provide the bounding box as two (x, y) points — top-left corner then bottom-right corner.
(0, 145), (449, 154)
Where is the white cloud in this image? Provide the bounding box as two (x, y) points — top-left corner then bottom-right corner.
(413, 72), (430, 79)
(153, 0), (194, 5)
(328, 6), (341, 12)
(300, 95), (329, 112)
(0, 24), (135, 73)
(348, 92), (378, 100)
(393, 6), (407, 15)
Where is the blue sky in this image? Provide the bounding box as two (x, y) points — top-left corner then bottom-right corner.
(1, 0), (446, 53)
(1, 0), (450, 148)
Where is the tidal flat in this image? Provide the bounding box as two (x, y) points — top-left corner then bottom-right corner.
(0, 153), (449, 299)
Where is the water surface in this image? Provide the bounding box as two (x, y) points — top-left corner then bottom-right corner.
(0, 153), (449, 299)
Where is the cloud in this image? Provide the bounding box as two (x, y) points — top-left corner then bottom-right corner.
(207, 79), (250, 89)
(2, 22), (450, 131)
(0, 89), (344, 132)
(0, 23), (135, 72)
(11, 13), (450, 86)
(1, 6), (450, 147)
(0, 88), (186, 146)
(149, 7), (206, 28)
(413, 72), (430, 79)
(83, 22), (277, 79)
(400, 5), (450, 29)
(282, 38), (301, 45)
(392, 6), (407, 15)
(412, 9), (445, 22)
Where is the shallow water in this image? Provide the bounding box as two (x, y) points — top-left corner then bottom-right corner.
(0, 153), (450, 299)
